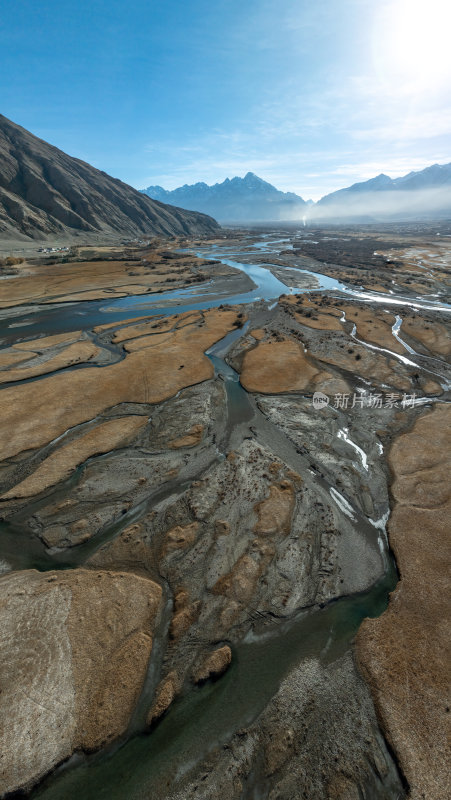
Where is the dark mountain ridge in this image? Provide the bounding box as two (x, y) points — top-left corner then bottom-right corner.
(0, 115), (219, 242)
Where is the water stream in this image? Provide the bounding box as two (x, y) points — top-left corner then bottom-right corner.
(1, 239), (449, 347)
(32, 564), (396, 800)
(27, 332), (398, 799)
(2, 231), (444, 798)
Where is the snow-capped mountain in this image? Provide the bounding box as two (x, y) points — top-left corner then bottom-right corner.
(141, 172), (308, 222)
(315, 163), (451, 220)
(141, 164), (451, 224)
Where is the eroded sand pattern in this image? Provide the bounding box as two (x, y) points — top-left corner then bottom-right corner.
(0, 224), (449, 800)
(357, 404), (451, 800)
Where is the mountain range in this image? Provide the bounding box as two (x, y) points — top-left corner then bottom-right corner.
(316, 163), (451, 220)
(0, 115), (219, 242)
(141, 172), (309, 222)
(1, 113), (449, 239)
(142, 164), (451, 223)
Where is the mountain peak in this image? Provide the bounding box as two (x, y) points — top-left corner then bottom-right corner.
(242, 172), (268, 186)
(316, 160), (451, 218)
(141, 172), (307, 222)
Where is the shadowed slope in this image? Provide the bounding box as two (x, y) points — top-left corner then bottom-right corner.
(0, 115), (219, 241)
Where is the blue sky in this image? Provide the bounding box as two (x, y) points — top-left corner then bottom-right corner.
(1, 0), (450, 199)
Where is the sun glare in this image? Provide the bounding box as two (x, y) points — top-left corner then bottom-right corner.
(373, 0), (451, 94)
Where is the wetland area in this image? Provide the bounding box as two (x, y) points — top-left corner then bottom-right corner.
(0, 223), (450, 800)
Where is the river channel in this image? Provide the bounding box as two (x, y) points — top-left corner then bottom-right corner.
(3, 232), (447, 799)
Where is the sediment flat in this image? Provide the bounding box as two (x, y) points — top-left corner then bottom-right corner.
(357, 404), (451, 800)
(0, 224), (449, 800)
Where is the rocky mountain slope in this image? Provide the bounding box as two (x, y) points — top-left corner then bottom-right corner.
(0, 115), (219, 242)
(141, 172), (308, 222)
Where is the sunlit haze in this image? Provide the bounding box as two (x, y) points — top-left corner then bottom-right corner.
(373, 0), (451, 92)
(1, 0), (450, 199)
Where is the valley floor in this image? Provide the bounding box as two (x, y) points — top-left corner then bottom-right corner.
(0, 223), (449, 800)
